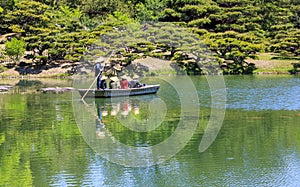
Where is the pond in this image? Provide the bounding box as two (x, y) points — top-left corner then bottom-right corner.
(0, 75), (300, 186)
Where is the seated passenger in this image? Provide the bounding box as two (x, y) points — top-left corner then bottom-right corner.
(109, 76), (120, 89)
(109, 81), (117, 89)
(120, 76), (129, 89)
(129, 80), (142, 88)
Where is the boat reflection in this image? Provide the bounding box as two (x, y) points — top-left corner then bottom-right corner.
(91, 95), (161, 138)
(94, 94), (157, 118)
(95, 102), (105, 138)
(76, 93), (178, 166)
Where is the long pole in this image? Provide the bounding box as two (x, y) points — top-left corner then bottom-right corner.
(81, 51), (115, 101)
(81, 70), (101, 101)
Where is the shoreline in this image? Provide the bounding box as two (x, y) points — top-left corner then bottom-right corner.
(0, 70), (298, 80)
(0, 67), (297, 79)
(1, 53), (299, 79)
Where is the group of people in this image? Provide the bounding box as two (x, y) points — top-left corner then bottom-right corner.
(120, 78), (145, 89)
(95, 61), (145, 90)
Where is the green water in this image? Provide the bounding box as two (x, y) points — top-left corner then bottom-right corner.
(1, 75), (300, 186)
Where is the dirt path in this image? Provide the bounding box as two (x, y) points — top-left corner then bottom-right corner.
(132, 57), (174, 71)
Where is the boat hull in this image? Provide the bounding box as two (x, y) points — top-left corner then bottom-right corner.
(78, 85), (160, 98)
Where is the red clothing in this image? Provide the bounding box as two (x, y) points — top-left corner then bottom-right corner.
(120, 79), (128, 89)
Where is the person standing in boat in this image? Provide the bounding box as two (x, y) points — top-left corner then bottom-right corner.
(95, 58), (105, 89)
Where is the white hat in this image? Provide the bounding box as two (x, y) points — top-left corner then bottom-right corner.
(102, 110), (108, 116)
(113, 64), (122, 71)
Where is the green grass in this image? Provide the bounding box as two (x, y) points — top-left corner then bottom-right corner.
(257, 53), (300, 61)
(252, 53), (299, 74)
(253, 67), (292, 74)
(0, 64), (7, 73)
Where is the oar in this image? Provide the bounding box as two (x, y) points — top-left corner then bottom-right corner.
(81, 70), (101, 101)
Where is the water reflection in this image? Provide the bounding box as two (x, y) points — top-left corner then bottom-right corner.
(91, 95), (160, 139)
(75, 94), (196, 167)
(1, 78), (74, 94)
(96, 102), (105, 138)
(224, 75), (300, 110)
(93, 96), (153, 118)
(1, 76), (300, 186)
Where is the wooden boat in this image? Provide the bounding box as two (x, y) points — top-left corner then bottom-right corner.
(78, 84), (160, 98)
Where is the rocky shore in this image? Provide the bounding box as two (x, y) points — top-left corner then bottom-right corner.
(0, 55), (299, 78)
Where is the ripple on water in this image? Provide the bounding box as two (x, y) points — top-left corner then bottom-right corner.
(224, 76), (300, 111)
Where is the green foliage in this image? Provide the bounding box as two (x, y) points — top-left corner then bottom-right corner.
(191, 28), (208, 36)
(188, 17), (211, 27)
(54, 6), (83, 31)
(203, 31), (262, 74)
(88, 22), (219, 75)
(5, 0), (50, 34)
(270, 29), (300, 55)
(134, 0), (168, 21)
(0, 0), (299, 74)
(160, 8), (182, 22)
(5, 38), (26, 63)
(215, 0), (246, 8)
(0, 0), (16, 11)
(81, 0), (121, 17)
(105, 11), (136, 27)
(8, 25), (24, 33)
(80, 15), (100, 30)
(180, 5), (207, 21)
(0, 64), (7, 73)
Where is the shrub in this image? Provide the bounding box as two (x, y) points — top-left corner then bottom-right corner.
(5, 38), (26, 64)
(0, 64), (7, 73)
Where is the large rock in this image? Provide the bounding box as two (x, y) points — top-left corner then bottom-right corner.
(0, 85), (13, 92)
(39, 87), (74, 93)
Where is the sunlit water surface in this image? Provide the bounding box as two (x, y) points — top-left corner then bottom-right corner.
(0, 75), (300, 186)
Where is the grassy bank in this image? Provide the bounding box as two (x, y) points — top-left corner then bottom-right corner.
(250, 53), (300, 74)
